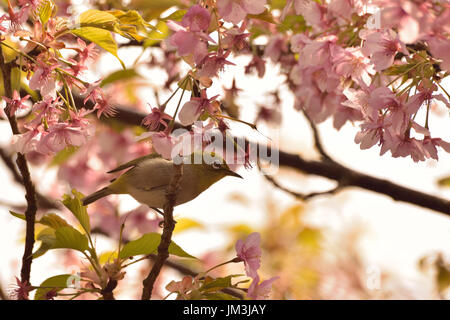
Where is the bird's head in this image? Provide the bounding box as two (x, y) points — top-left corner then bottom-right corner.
(187, 152), (243, 191)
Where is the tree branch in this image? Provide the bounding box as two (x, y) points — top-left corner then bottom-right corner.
(80, 103), (450, 216)
(141, 163), (183, 300)
(0, 45), (38, 291)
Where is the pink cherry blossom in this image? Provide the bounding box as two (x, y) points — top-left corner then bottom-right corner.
(218, 0), (267, 25)
(148, 131), (178, 160)
(264, 34), (288, 63)
(11, 126), (42, 154)
(142, 106), (173, 131)
(38, 123), (89, 154)
(178, 90), (219, 126)
(2, 90), (30, 116)
(9, 277), (33, 300)
(29, 58), (58, 98)
(247, 275), (279, 300)
(75, 38), (98, 64)
(181, 5), (210, 32)
(360, 29), (408, 71)
(332, 46), (375, 86)
(377, 0), (428, 44)
(168, 5), (214, 64)
(427, 36), (450, 73)
(196, 50), (235, 80)
(235, 232), (262, 278)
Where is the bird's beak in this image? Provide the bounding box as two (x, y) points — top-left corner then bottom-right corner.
(225, 169), (243, 179)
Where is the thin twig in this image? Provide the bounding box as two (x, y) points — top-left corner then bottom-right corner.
(141, 163), (183, 300)
(0, 45), (38, 293)
(259, 162), (343, 200)
(302, 111), (332, 162)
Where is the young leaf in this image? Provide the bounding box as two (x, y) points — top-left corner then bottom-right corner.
(144, 21), (169, 48)
(77, 10), (119, 31)
(119, 232), (196, 259)
(119, 232), (160, 259)
(200, 275), (234, 292)
(33, 226), (89, 257)
(52, 227), (89, 252)
(62, 189), (91, 234)
(39, 213), (71, 229)
(37, 0), (55, 25)
(100, 69), (142, 87)
(34, 274), (73, 300)
(9, 210), (26, 221)
(33, 228), (57, 258)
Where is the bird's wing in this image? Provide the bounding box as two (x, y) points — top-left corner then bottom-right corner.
(124, 157), (174, 191)
(107, 153), (161, 173)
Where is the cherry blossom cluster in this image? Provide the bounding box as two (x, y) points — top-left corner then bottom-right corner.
(141, 0), (450, 163)
(1, 0), (110, 155)
(271, 0), (450, 162)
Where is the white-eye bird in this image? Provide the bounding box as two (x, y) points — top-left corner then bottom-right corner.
(81, 153), (243, 208)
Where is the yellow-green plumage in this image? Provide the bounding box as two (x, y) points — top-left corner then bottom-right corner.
(82, 153), (242, 208)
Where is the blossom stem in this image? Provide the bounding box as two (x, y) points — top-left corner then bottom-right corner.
(204, 257), (242, 275)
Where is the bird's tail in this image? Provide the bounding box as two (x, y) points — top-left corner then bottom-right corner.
(82, 187), (112, 206)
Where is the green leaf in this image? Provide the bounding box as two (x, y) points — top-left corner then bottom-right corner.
(168, 241), (196, 259)
(108, 10), (156, 41)
(9, 211), (71, 230)
(33, 228), (57, 258)
(34, 274), (73, 300)
(9, 210), (26, 221)
(62, 189), (91, 234)
(71, 27), (125, 69)
(247, 10), (277, 24)
(39, 213), (71, 229)
(33, 226), (89, 257)
(200, 276), (234, 292)
(52, 227), (89, 252)
(119, 233), (160, 259)
(101, 69), (142, 87)
(77, 10), (119, 31)
(144, 21), (169, 48)
(119, 232), (196, 259)
(161, 9), (187, 21)
(37, 0), (55, 25)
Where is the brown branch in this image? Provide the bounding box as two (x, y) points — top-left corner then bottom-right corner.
(273, 148), (450, 215)
(100, 278), (118, 300)
(0, 45), (38, 292)
(141, 163), (183, 300)
(73, 101), (450, 216)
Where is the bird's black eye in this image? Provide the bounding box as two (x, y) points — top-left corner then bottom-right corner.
(212, 161), (221, 169)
